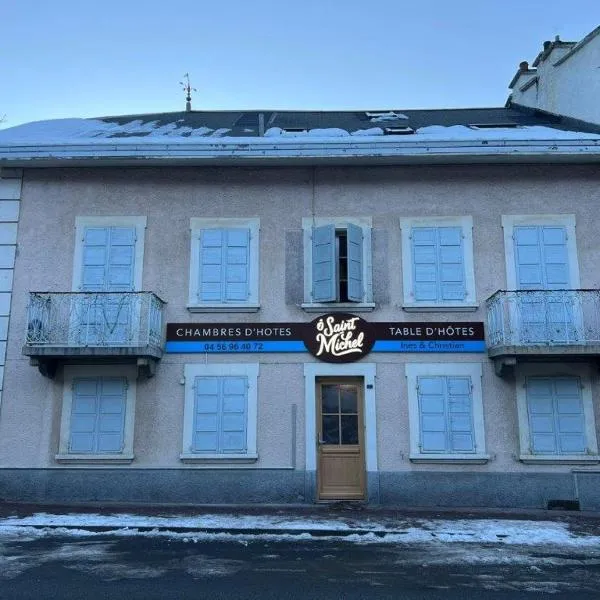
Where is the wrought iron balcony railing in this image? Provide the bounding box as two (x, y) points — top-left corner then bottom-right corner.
(486, 289), (600, 349)
(24, 291), (165, 352)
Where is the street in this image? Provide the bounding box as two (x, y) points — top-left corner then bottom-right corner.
(1, 531), (600, 599)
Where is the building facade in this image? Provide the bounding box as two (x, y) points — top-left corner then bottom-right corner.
(1, 30), (600, 509)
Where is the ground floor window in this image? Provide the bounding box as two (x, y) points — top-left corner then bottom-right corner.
(405, 362), (489, 463)
(181, 363), (259, 463)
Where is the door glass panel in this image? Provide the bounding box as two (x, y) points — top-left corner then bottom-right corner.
(321, 385), (339, 413)
(322, 415), (339, 444)
(341, 415), (358, 444)
(340, 385), (357, 414)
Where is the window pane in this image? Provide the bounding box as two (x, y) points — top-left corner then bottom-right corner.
(341, 415), (358, 444)
(340, 386), (357, 414)
(321, 385), (338, 413)
(322, 415), (339, 444)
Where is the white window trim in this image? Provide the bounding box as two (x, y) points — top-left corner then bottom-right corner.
(56, 364), (137, 464)
(302, 216), (374, 312)
(516, 362), (599, 464)
(181, 363), (259, 463)
(501, 214), (580, 289)
(72, 216), (147, 292)
(405, 362), (489, 463)
(188, 218), (260, 313)
(304, 362), (378, 473)
(400, 215), (478, 312)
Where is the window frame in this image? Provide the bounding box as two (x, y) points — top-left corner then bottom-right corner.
(56, 364), (137, 463)
(302, 216), (374, 312)
(181, 363), (259, 463)
(72, 216), (147, 292)
(405, 362), (489, 463)
(516, 363), (599, 464)
(188, 217), (260, 313)
(501, 214), (580, 289)
(400, 215), (477, 312)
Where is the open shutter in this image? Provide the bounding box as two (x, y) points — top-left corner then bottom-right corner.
(224, 229), (250, 302)
(346, 223), (363, 302)
(312, 224), (336, 302)
(221, 377), (248, 453)
(418, 376), (447, 452)
(439, 227), (466, 301)
(447, 377), (474, 452)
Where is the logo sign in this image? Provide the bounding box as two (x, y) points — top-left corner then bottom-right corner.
(165, 317), (486, 359)
(303, 313), (375, 363)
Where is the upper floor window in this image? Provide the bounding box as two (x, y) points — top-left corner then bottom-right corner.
(188, 218), (260, 313)
(400, 216), (477, 311)
(302, 217), (374, 312)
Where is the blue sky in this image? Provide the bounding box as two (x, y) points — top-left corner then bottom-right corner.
(1, 0), (597, 128)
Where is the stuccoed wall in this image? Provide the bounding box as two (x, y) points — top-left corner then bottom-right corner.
(0, 164), (599, 506)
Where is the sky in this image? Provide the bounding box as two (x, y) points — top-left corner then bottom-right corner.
(0, 0), (598, 129)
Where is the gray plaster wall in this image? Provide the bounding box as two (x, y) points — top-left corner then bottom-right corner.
(1, 164), (600, 507)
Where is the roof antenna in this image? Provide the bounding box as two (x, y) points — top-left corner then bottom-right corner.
(179, 73), (196, 112)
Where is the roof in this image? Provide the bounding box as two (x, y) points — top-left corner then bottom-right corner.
(554, 25), (600, 66)
(1, 107), (599, 167)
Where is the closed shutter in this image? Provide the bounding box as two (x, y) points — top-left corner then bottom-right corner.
(418, 375), (474, 453)
(194, 376), (248, 453)
(199, 229), (250, 302)
(70, 377), (126, 454)
(412, 227), (465, 302)
(312, 224), (337, 302)
(527, 377), (586, 454)
(346, 223), (364, 302)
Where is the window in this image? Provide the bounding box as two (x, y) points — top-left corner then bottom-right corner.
(182, 363), (259, 463)
(188, 218), (260, 312)
(57, 365), (137, 463)
(405, 363), (488, 463)
(302, 217), (374, 312)
(516, 364), (599, 464)
(400, 216), (477, 311)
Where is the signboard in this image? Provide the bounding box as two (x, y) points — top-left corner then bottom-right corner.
(166, 314), (485, 362)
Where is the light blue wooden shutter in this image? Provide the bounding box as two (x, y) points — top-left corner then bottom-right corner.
(70, 378), (126, 454)
(312, 224), (336, 302)
(527, 377), (585, 454)
(199, 229), (250, 302)
(346, 223), (363, 302)
(194, 376), (248, 453)
(418, 376), (474, 453)
(412, 227), (465, 302)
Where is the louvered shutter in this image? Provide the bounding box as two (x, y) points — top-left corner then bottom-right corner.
(70, 377), (126, 454)
(346, 223), (364, 302)
(312, 224), (337, 302)
(439, 227), (466, 301)
(199, 229), (250, 302)
(412, 228), (438, 301)
(447, 377), (474, 452)
(527, 377), (585, 455)
(193, 376), (248, 453)
(418, 376), (447, 452)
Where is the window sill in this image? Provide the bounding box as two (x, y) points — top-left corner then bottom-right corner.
(402, 303), (479, 313)
(519, 454), (600, 465)
(179, 453), (258, 464)
(301, 302), (375, 313)
(55, 453), (134, 464)
(187, 304), (260, 313)
(410, 453), (490, 464)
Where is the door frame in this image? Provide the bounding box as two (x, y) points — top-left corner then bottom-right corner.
(304, 363), (377, 501)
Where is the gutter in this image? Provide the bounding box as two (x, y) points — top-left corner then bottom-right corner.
(1, 138), (600, 167)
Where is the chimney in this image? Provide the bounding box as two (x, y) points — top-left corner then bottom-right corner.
(519, 61), (529, 72)
(543, 40), (552, 51)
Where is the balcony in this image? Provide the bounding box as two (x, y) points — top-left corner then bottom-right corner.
(486, 289), (600, 375)
(22, 292), (166, 378)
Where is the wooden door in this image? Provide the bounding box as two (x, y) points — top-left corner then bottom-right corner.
(317, 378), (365, 500)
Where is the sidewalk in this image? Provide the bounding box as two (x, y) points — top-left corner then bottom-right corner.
(1, 501), (600, 543)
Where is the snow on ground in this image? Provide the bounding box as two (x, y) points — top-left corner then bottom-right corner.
(0, 513), (599, 547)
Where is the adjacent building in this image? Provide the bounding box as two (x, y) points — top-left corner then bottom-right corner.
(0, 27), (600, 509)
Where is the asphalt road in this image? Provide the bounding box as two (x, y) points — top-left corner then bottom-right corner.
(1, 533), (600, 599)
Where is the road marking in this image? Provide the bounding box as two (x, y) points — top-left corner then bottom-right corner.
(254, 568), (307, 573)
